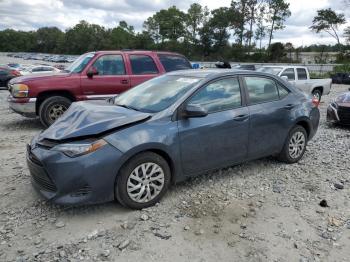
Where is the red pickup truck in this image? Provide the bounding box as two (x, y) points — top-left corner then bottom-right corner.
(8, 50), (192, 127)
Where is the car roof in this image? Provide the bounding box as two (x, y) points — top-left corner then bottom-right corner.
(166, 69), (277, 79)
(94, 50), (185, 56)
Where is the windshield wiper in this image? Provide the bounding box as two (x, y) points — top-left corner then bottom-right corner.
(116, 104), (140, 111)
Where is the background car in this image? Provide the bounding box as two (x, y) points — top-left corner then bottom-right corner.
(0, 66), (21, 88)
(331, 72), (350, 85)
(258, 65), (332, 101)
(8, 50), (192, 127)
(27, 70), (320, 209)
(327, 91), (350, 125)
(27, 65), (61, 74)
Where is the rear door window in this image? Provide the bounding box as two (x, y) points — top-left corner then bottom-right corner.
(158, 54), (192, 72)
(92, 55), (125, 75)
(129, 55), (159, 75)
(297, 68), (307, 80)
(281, 68), (295, 80)
(277, 83), (289, 99)
(244, 77), (279, 104)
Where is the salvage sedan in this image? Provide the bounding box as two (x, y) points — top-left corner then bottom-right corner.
(327, 91), (350, 125)
(27, 70), (320, 209)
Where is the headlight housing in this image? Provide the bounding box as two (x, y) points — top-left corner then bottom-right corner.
(11, 84), (29, 98)
(52, 139), (107, 157)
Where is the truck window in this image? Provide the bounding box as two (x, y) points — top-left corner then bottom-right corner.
(92, 55), (125, 75)
(129, 55), (159, 75)
(281, 68), (295, 80)
(297, 68), (307, 80)
(158, 54), (192, 72)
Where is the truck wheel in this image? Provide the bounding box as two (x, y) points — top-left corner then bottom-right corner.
(39, 96), (71, 128)
(312, 89), (322, 102)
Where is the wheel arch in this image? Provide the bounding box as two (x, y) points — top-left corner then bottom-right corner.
(294, 118), (312, 139)
(35, 90), (76, 115)
(311, 86), (323, 95)
(116, 145), (177, 185)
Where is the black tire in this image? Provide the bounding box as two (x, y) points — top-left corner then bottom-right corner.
(115, 152), (171, 209)
(312, 89), (322, 102)
(39, 96), (72, 128)
(277, 125), (307, 164)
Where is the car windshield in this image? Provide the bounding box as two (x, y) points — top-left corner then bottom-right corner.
(65, 53), (95, 73)
(114, 75), (201, 113)
(258, 67), (283, 75)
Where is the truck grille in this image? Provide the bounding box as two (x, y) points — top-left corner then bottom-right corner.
(338, 106), (350, 124)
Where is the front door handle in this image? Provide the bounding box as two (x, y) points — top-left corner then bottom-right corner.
(283, 104), (296, 110)
(233, 114), (249, 121)
(120, 79), (129, 84)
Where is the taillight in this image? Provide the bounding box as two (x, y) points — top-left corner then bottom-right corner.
(312, 97), (320, 107)
(10, 70), (21, 76)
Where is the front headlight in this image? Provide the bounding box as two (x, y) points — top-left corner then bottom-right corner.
(11, 84), (29, 98)
(52, 139), (107, 157)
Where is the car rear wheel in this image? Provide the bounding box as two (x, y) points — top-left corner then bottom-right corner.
(39, 96), (71, 128)
(277, 125), (307, 164)
(115, 152), (171, 209)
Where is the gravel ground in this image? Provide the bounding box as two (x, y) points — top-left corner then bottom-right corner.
(0, 72), (350, 261)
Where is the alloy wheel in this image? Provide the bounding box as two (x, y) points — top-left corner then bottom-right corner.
(127, 162), (165, 203)
(288, 131), (306, 159)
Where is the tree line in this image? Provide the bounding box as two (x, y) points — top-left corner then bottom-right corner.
(0, 0), (349, 62)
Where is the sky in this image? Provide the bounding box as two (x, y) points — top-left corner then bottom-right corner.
(0, 0), (349, 47)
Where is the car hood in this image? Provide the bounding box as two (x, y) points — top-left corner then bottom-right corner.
(10, 71), (71, 83)
(39, 101), (151, 141)
(336, 92), (350, 107)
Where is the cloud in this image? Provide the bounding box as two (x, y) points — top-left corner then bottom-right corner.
(0, 0), (349, 47)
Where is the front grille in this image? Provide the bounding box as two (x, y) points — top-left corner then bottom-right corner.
(338, 106), (350, 123)
(27, 146), (57, 192)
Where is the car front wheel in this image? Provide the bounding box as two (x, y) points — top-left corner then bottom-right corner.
(277, 125), (307, 164)
(39, 96), (71, 128)
(115, 152), (171, 209)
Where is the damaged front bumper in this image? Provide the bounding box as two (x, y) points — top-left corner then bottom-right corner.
(27, 135), (124, 205)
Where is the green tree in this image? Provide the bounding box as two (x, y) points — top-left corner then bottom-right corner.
(266, 0), (291, 48)
(310, 8), (346, 50)
(107, 21), (135, 49)
(210, 7), (231, 49)
(64, 20), (108, 54)
(230, 0), (250, 46)
(143, 6), (186, 43)
(284, 42), (293, 62)
(35, 27), (64, 53)
(186, 3), (209, 44)
(268, 42), (286, 61)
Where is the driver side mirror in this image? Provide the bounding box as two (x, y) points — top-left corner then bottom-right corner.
(281, 76), (289, 82)
(182, 104), (208, 118)
(87, 67), (99, 78)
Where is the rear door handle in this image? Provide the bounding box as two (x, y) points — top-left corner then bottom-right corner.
(233, 114), (249, 121)
(120, 79), (129, 84)
(283, 104), (296, 110)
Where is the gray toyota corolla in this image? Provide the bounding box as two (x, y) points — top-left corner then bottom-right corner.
(27, 70), (320, 209)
